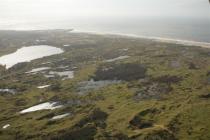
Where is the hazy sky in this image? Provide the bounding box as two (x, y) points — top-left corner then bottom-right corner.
(0, 0), (210, 20)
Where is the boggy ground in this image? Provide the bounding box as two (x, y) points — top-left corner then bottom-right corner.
(0, 30), (210, 140)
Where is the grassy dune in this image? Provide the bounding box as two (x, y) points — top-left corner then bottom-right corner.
(0, 30), (210, 140)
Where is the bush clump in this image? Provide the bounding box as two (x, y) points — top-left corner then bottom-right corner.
(94, 63), (147, 81)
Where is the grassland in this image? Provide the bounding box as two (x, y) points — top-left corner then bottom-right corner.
(0, 30), (210, 140)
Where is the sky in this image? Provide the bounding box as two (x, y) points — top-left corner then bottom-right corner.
(0, 0), (210, 20)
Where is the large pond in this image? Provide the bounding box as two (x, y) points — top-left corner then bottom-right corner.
(0, 45), (64, 69)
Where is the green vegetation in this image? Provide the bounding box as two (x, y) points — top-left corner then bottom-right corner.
(0, 30), (210, 140)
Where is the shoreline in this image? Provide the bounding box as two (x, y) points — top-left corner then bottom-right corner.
(1, 29), (210, 49)
(71, 30), (210, 49)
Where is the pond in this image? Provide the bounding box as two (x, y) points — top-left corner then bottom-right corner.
(50, 113), (70, 120)
(0, 89), (16, 95)
(105, 56), (130, 62)
(26, 67), (51, 74)
(20, 102), (63, 114)
(48, 71), (74, 80)
(0, 45), (64, 69)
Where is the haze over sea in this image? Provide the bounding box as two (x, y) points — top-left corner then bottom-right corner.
(0, 0), (210, 43)
(0, 17), (210, 43)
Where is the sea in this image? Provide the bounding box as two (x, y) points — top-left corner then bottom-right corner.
(0, 17), (210, 43)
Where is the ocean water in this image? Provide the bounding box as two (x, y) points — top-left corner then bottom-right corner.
(0, 17), (210, 43)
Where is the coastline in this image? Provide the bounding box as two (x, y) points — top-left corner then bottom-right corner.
(1, 29), (210, 49)
(71, 30), (210, 49)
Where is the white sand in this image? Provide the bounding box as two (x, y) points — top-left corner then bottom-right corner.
(72, 31), (210, 49)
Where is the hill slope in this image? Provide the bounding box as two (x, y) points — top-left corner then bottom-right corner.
(0, 30), (210, 140)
